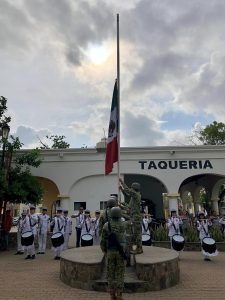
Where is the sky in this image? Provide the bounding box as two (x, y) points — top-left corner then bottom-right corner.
(0, 0), (224, 149)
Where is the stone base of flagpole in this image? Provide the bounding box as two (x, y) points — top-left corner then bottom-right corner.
(60, 246), (179, 292)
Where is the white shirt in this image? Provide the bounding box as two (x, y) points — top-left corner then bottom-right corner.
(64, 216), (72, 234)
(219, 217), (225, 225)
(167, 216), (183, 237)
(81, 216), (92, 235)
(197, 219), (212, 240)
(142, 218), (151, 235)
(51, 216), (65, 234)
(38, 214), (50, 234)
(91, 217), (100, 237)
(22, 214), (38, 235)
(75, 213), (84, 228)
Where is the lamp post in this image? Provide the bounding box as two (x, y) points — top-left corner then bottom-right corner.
(1, 123), (10, 168)
(0, 123), (10, 239)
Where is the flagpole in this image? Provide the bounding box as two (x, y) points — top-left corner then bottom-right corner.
(117, 13), (121, 202)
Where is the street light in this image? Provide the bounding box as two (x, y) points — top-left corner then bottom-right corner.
(1, 124), (10, 168)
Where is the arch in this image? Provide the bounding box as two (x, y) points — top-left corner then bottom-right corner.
(35, 176), (60, 215)
(211, 178), (225, 200)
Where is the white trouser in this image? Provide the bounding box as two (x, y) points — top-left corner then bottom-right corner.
(17, 231), (24, 252)
(38, 232), (47, 252)
(26, 234), (36, 256)
(93, 233), (100, 245)
(63, 233), (70, 250)
(54, 244), (63, 257)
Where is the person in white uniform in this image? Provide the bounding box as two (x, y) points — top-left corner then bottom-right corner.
(197, 211), (213, 261)
(50, 207), (65, 260)
(81, 209), (93, 246)
(91, 210), (101, 245)
(142, 213), (152, 235)
(63, 210), (72, 250)
(167, 209), (183, 249)
(22, 205), (38, 259)
(15, 212), (26, 255)
(37, 207), (50, 254)
(219, 213), (225, 237)
(71, 206), (84, 248)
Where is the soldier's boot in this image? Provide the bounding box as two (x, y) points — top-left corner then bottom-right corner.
(115, 289), (124, 300)
(109, 289), (116, 300)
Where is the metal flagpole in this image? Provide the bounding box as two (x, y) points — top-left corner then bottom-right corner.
(117, 13), (121, 202)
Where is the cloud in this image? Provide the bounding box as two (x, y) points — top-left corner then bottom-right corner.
(1, 0), (225, 149)
(13, 126), (50, 147)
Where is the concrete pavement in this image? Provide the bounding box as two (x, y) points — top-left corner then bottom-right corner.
(0, 249), (224, 300)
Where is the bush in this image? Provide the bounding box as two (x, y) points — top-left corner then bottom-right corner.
(152, 225), (169, 241)
(184, 225), (199, 242)
(209, 226), (224, 242)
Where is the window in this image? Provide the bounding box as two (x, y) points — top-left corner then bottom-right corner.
(74, 202), (86, 211)
(100, 201), (107, 210)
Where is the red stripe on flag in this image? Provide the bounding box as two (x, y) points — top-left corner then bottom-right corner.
(105, 137), (118, 175)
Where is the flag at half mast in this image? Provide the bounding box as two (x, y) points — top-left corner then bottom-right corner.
(105, 81), (119, 175)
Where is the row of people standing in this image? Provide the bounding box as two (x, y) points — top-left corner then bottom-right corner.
(16, 206), (72, 259)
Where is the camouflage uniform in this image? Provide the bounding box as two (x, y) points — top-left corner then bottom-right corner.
(100, 208), (126, 300)
(99, 197), (117, 236)
(120, 181), (143, 254)
(99, 208), (112, 236)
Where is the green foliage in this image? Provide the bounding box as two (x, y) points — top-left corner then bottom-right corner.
(209, 226), (224, 242)
(39, 135), (70, 149)
(0, 96), (11, 126)
(199, 121), (225, 145)
(14, 149), (42, 168)
(153, 225), (170, 241)
(8, 168), (44, 205)
(184, 225), (199, 242)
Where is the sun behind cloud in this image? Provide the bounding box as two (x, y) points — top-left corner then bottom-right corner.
(85, 43), (110, 65)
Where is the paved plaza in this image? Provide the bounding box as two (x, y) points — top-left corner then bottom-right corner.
(0, 249), (225, 300)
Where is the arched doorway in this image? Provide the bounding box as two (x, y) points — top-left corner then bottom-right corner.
(124, 174), (168, 220)
(35, 177), (60, 216)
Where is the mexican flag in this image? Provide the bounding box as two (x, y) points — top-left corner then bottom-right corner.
(105, 81), (119, 175)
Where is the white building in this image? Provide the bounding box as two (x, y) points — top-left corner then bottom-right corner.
(18, 140), (225, 220)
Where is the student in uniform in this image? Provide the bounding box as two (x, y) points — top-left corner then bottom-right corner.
(15, 212), (26, 255)
(71, 206), (84, 248)
(50, 207), (65, 260)
(91, 210), (101, 245)
(63, 210), (72, 250)
(197, 211), (213, 261)
(22, 205), (38, 259)
(81, 209), (92, 245)
(167, 209), (183, 249)
(37, 207), (50, 254)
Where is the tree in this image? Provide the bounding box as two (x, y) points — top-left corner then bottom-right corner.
(0, 96), (43, 209)
(38, 135), (70, 149)
(190, 121), (225, 145)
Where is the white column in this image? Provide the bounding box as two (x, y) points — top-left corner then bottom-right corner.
(167, 193), (179, 214)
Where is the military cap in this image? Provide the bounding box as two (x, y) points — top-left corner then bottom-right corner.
(85, 209), (90, 214)
(56, 207), (63, 212)
(131, 182), (140, 191)
(111, 207), (122, 219)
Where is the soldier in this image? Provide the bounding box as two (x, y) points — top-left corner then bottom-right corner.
(119, 179), (143, 254)
(37, 207), (50, 254)
(100, 207), (127, 300)
(99, 196), (117, 236)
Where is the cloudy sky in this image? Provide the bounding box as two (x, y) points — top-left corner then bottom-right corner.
(1, 0), (224, 149)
